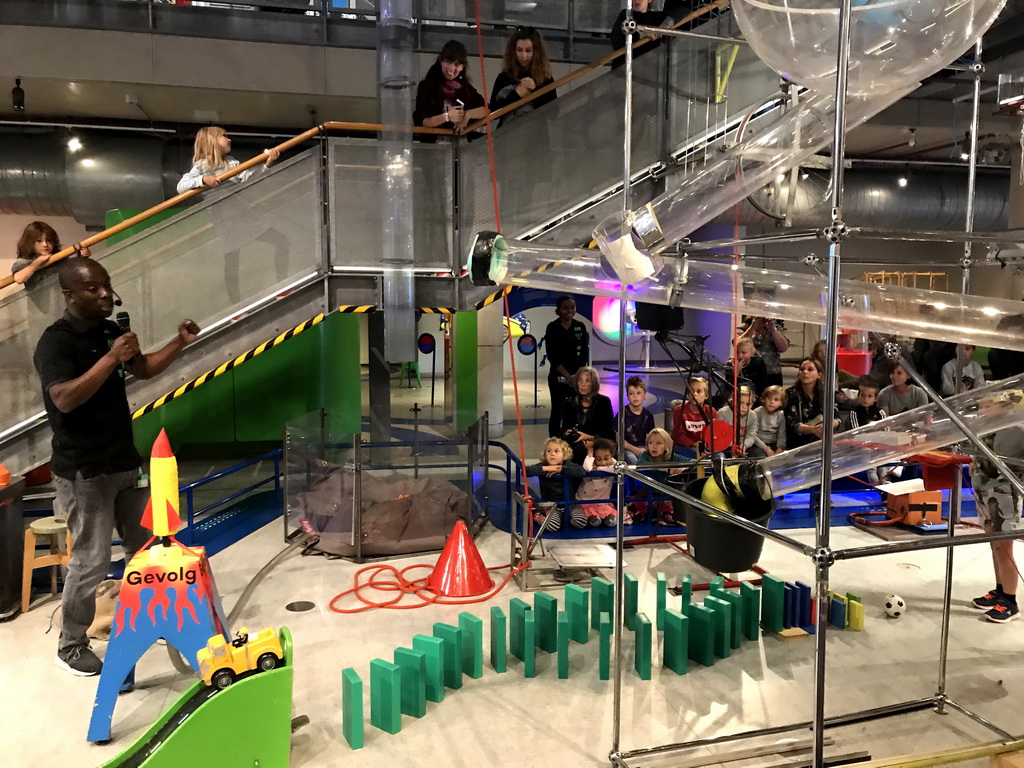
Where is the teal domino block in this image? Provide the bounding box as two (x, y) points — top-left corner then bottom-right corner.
(634, 612), (652, 681)
(534, 592), (558, 653)
(761, 574), (785, 633)
(412, 634), (445, 703)
(624, 573), (639, 630)
(523, 612), (536, 678)
(341, 667), (364, 749)
(369, 659), (402, 735)
(704, 596), (732, 659)
(598, 611), (612, 680)
(458, 612), (484, 679)
(678, 574), (692, 609)
(490, 606), (507, 673)
(591, 577), (614, 631)
(432, 623), (464, 690)
(393, 647), (427, 719)
(716, 590), (743, 649)
(682, 602), (714, 667)
(663, 609), (688, 675)
(656, 573), (668, 631)
(557, 611), (570, 679)
(740, 583), (761, 641)
(710, 576), (726, 595)
(565, 583), (590, 643)
(510, 598), (531, 661)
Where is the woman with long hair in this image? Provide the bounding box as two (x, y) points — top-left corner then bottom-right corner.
(489, 27), (557, 125)
(176, 126), (279, 195)
(12, 221), (90, 288)
(413, 40), (487, 136)
(784, 357), (840, 449)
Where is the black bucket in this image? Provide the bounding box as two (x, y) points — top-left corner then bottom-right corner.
(669, 474), (774, 574)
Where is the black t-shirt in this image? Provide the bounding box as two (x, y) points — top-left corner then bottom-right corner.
(544, 319), (589, 382)
(34, 312), (142, 479)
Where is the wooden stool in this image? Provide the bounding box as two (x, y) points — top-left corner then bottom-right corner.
(22, 516), (73, 613)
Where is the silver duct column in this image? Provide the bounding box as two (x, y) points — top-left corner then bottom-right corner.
(378, 0), (417, 363)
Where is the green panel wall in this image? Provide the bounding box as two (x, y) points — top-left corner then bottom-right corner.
(133, 312), (362, 452)
(104, 208), (185, 246)
(454, 311), (478, 431)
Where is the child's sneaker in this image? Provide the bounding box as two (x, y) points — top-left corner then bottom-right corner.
(532, 504), (562, 533)
(972, 589), (1003, 610)
(984, 598), (1019, 623)
(569, 506), (588, 529)
(657, 509), (677, 526)
(587, 515), (603, 527)
(603, 514), (617, 527)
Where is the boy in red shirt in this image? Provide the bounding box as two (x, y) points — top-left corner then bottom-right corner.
(671, 377), (716, 458)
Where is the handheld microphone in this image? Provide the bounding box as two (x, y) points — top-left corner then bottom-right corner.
(116, 311), (131, 333)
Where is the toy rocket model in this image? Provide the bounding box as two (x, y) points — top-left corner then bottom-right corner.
(141, 428), (183, 536)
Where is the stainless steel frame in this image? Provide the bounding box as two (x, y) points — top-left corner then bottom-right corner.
(606, 6), (1024, 766)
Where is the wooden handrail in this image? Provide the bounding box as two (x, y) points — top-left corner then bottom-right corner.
(0, 1), (730, 292)
(465, 0), (732, 133)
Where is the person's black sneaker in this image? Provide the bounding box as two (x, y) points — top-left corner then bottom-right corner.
(972, 589), (1003, 610)
(55, 645), (103, 677)
(985, 598), (1020, 623)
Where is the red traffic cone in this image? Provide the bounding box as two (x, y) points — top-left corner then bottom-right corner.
(427, 521), (493, 597)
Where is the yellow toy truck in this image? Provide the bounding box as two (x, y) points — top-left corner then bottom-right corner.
(197, 627), (284, 690)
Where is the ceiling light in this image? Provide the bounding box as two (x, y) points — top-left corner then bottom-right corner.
(81, 158), (96, 168)
(960, 152), (970, 161)
(67, 137), (82, 152)
(897, 177), (908, 187)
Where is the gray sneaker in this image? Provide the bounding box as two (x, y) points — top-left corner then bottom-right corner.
(55, 645), (103, 677)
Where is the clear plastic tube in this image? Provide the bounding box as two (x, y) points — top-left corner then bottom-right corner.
(758, 376), (1024, 498)
(474, 241), (1024, 354)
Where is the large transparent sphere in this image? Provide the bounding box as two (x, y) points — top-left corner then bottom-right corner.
(732, 0), (1007, 96)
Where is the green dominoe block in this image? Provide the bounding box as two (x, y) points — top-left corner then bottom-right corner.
(432, 623), (464, 690)
(598, 611), (612, 680)
(682, 602), (714, 667)
(523, 612), (536, 678)
(663, 609), (689, 675)
(369, 659), (402, 735)
(490, 606), (507, 673)
(510, 598), (531, 661)
(565, 583), (590, 643)
(740, 583), (761, 641)
(678, 574), (692, 609)
(709, 576), (726, 595)
(458, 612), (484, 679)
(412, 634), (445, 703)
(393, 647), (426, 719)
(591, 577), (614, 631)
(624, 573), (639, 630)
(656, 573), (668, 631)
(634, 612), (652, 681)
(341, 667), (363, 749)
(534, 592), (558, 653)
(715, 590), (743, 649)
(557, 611), (570, 679)
(704, 596), (732, 659)
(761, 574), (785, 633)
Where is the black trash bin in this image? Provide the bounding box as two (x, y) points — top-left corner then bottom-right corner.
(0, 478), (26, 621)
(669, 473), (773, 574)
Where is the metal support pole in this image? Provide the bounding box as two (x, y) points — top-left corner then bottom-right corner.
(811, 0), (854, 763)
(937, 37), (983, 712)
(895, 354), (1024, 498)
(611, 4), (634, 760)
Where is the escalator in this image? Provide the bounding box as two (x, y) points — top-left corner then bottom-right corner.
(0, 9), (781, 476)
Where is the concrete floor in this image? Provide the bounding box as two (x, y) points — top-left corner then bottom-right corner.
(3, 371), (1022, 767)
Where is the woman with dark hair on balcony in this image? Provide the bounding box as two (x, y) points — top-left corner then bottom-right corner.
(413, 40), (487, 137)
(489, 27), (557, 126)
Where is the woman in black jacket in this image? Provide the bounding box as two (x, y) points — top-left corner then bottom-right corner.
(489, 27), (557, 126)
(560, 366), (616, 465)
(413, 40), (487, 137)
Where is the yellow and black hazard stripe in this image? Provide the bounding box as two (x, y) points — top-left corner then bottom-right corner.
(474, 287), (508, 309)
(132, 313), (326, 419)
(337, 304), (375, 313)
(418, 306), (455, 315)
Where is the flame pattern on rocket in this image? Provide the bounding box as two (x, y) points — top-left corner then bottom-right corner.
(141, 428), (183, 536)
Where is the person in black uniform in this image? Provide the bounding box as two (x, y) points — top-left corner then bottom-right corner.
(543, 295), (590, 437)
(35, 259), (200, 677)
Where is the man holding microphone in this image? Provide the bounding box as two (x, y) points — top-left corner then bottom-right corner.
(34, 259), (200, 676)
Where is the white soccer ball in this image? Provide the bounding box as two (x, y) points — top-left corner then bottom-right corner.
(884, 594), (906, 618)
